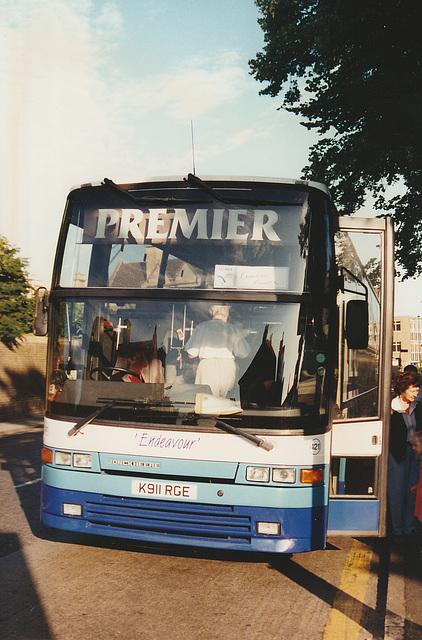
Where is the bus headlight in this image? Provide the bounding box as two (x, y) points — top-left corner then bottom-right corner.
(272, 468), (296, 483)
(54, 451), (72, 466)
(73, 453), (92, 468)
(246, 466), (270, 482)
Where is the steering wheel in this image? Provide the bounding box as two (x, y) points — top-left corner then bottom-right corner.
(89, 367), (142, 381)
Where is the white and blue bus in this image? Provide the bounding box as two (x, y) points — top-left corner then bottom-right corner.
(34, 175), (394, 553)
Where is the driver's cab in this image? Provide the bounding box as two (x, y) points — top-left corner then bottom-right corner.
(88, 315), (165, 384)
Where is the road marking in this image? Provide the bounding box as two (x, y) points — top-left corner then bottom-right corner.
(384, 548), (405, 640)
(323, 539), (373, 640)
(15, 477), (41, 488)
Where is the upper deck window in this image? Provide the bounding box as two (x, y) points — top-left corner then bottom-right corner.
(58, 182), (321, 293)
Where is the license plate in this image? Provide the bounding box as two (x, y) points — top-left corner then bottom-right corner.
(131, 479), (198, 500)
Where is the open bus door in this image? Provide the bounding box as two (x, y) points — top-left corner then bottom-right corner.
(327, 216), (394, 537)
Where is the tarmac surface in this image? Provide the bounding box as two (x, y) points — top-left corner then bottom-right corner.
(1, 417), (422, 639)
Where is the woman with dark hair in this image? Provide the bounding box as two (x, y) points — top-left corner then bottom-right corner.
(389, 370), (422, 543)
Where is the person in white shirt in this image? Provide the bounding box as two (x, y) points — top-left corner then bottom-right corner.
(185, 304), (250, 397)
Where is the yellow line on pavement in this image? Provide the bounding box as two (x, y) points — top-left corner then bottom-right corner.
(323, 539), (373, 640)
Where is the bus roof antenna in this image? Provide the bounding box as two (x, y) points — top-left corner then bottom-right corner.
(190, 120), (196, 175)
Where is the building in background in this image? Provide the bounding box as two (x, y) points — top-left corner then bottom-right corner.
(392, 316), (422, 370)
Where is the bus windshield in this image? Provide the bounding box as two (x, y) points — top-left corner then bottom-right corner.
(48, 296), (331, 432)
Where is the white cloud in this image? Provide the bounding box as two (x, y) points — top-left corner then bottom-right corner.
(97, 2), (124, 32)
(164, 66), (249, 119)
(0, 0), (129, 283)
(226, 128), (270, 150)
(0, 1), (254, 283)
(0, 0), (315, 285)
(112, 51), (252, 121)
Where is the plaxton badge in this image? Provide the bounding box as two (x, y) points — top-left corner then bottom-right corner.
(107, 459), (160, 469)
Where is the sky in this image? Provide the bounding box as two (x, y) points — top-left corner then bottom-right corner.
(1, 0), (420, 316)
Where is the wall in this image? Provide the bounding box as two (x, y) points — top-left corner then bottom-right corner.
(0, 335), (47, 420)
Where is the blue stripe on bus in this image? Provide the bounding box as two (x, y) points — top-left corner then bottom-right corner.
(42, 465), (328, 509)
(41, 483), (327, 553)
(99, 453), (239, 479)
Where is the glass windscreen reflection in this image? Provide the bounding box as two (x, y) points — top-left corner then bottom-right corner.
(59, 201), (309, 293)
(48, 298), (330, 431)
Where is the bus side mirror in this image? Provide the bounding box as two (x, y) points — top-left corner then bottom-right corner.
(33, 287), (49, 336)
(345, 299), (368, 350)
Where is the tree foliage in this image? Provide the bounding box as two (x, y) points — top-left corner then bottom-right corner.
(249, 0), (422, 277)
(0, 236), (35, 346)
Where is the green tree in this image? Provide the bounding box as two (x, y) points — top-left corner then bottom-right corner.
(0, 236), (35, 346)
(249, 0), (422, 277)
(363, 257), (381, 293)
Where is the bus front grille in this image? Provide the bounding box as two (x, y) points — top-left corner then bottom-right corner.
(85, 495), (252, 544)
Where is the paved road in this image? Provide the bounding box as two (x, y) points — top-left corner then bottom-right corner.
(1, 419), (422, 640)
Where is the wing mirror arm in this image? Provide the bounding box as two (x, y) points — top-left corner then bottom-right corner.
(33, 287), (49, 336)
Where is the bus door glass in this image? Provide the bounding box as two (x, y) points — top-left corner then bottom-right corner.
(328, 217), (393, 537)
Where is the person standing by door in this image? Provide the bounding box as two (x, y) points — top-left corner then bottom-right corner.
(389, 370), (422, 543)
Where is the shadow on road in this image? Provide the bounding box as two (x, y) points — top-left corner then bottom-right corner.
(271, 546), (386, 638)
(0, 533), (53, 639)
(3, 426), (422, 639)
(270, 538), (422, 640)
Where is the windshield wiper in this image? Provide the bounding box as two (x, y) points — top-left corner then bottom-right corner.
(184, 173), (297, 208)
(184, 173), (229, 205)
(210, 417), (274, 451)
(102, 178), (197, 206)
(68, 402), (115, 436)
(67, 397), (176, 437)
(68, 396), (274, 451)
(104, 176), (290, 209)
